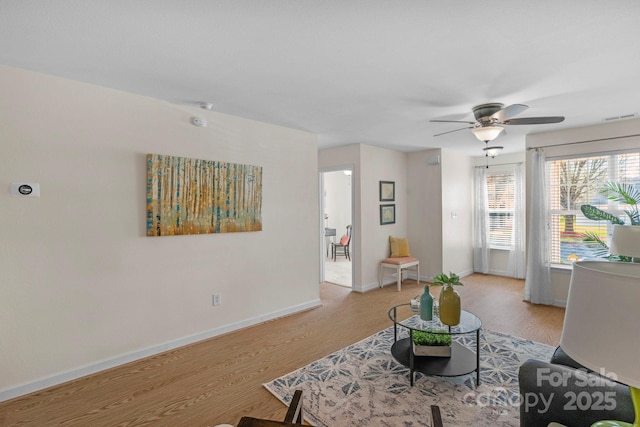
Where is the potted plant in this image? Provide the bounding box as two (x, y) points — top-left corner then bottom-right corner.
(432, 272), (464, 287)
(412, 329), (452, 357)
(431, 272), (463, 326)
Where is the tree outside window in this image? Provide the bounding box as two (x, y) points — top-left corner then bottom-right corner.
(547, 152), (640, 264)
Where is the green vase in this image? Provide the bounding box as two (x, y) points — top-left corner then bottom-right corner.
(439, 284), (461, 326)
(420, 285), (433, 321)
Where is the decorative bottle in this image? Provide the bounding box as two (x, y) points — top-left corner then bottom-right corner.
(439, 283), (461, 326)
(420, 285), (433, 321)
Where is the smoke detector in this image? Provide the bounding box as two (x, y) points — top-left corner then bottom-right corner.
(192, 117), (207, 127)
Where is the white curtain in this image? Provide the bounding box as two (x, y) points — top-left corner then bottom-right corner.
(473, 167), (490, 274)
(508, 163), (526, 278)
(524, 149), (555, 304)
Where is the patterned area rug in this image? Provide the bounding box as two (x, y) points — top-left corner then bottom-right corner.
(264, 322), (555, 426)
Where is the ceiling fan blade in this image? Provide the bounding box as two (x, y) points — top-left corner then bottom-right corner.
(491, 104), (528, 121)
(433, 126), (473, 137)
(503, 116), (565, 125)
(430, 119), (476, 124)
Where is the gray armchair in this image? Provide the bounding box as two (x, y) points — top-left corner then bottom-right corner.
(518, 347), (634, 427)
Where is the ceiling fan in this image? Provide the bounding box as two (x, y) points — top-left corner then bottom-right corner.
(430, 103), (565, 142)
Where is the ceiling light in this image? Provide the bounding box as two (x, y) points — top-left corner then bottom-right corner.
(483, 146), (503, 158)
(471, 126), (504, 142)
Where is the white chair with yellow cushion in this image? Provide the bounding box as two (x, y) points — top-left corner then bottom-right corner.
(379, 236), (420, 291)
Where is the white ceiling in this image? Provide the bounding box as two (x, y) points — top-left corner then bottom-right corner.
(1, 1), (640, 156)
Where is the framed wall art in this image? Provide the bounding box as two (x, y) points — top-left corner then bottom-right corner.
(380, 204), (396, 225)
(379, 180), (395, 201)
(146, 154), (262, 236)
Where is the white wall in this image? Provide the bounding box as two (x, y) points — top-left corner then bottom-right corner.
(407, 149), (443, 279)
(526, 118), (640, 304)
(407, 149), (474, 280)
(360, 144), (408, 289)
(441, 150), (474, 276)
(0, 65), (320, 399)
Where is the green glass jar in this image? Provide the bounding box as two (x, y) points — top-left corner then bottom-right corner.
(439, 284), (461, 326)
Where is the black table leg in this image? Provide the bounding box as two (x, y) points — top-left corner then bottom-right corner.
(393, 307), (398, 343)
(476, 328), (481, 386)
(409, 329), (414, 386)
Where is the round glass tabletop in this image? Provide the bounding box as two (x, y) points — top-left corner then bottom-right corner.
(388, 303), (482, 334)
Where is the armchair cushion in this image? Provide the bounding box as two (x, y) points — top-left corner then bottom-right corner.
(549, 346), (587, 371)
(519, 357), (634, 427)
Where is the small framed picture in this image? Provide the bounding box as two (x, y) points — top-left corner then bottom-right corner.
(380, 204), (396, 225)
(380, 181), (395, 201)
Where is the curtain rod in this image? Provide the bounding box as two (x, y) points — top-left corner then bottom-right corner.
(526, 133), (640, 150)
(474, 161), (523, 169)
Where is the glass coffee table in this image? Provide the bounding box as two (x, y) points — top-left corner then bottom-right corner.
(388, 303), (482, 386)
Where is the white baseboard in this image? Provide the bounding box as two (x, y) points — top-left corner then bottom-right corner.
(0, 298), (322, 403)
(488, 269), (509, 277)
(417, 274), (434, 283)
(358, 281), (382, 292)
(363, 272), (430, 293)
(458, 268), (474, 278)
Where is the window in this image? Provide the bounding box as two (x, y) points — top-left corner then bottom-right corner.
(486, 172), (515, 249)
(546, 151), (640, 265)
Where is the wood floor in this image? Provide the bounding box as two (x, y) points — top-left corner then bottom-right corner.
(1, 275), (565, 426)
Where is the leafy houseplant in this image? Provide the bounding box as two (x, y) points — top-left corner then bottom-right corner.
(431, 272), (464, 287)
(580, 182), (640, 261)
(412, 329), (452, 357)
(431, 272), (463, 327)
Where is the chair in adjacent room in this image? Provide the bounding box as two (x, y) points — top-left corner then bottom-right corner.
(324, 227), (336, 257)
(379, 236), (419, 291)
(331, 225), (351, 261)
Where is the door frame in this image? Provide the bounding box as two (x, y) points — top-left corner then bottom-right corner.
(319, 165), (355, 287)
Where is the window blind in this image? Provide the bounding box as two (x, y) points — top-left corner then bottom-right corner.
(486, 172), (515, 249)
(546, 150), (640, 264)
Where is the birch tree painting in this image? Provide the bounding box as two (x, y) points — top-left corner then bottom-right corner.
(146, 154), (262, 236)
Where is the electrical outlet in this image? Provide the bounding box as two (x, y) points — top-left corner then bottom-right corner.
(212, 293), (221, 306)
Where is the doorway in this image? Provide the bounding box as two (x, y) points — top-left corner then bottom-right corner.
(320, 168), (353, 288)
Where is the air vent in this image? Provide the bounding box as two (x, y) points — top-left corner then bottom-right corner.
(604, 113), (638, 122)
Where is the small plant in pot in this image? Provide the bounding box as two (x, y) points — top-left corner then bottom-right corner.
(431, 272), (463, 326)
(412, 329), (452, 357)
(432, 272), (464, 287)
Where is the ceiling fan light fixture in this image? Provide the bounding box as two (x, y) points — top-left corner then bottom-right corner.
(483, 145), (504, 158)
(471, 125), (504, 142)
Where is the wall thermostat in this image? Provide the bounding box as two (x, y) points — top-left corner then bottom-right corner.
(11, 183), (40, 197)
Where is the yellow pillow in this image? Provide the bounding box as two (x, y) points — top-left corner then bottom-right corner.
(389, 236), (411, 257)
